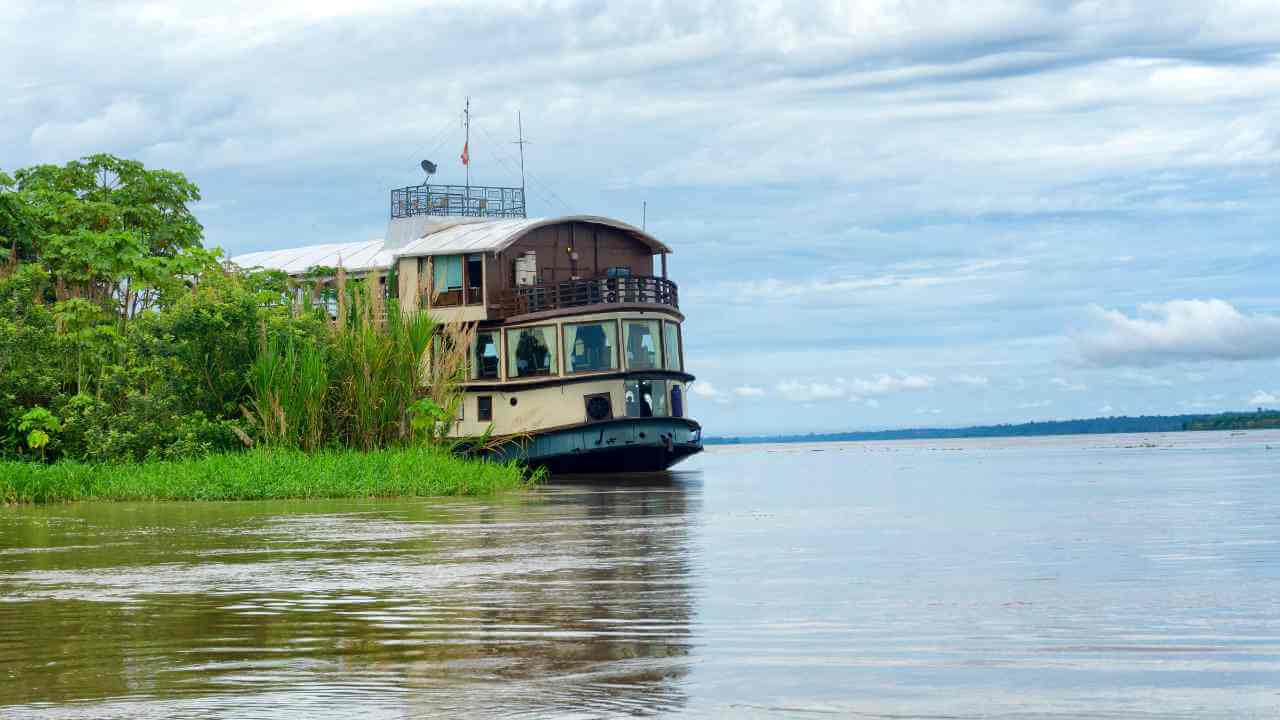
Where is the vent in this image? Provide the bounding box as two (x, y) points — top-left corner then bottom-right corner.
(584, 393), (613, 422)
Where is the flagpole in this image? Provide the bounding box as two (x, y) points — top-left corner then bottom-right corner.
(463, 97), (470, 192)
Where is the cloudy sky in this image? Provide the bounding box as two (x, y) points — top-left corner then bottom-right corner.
(5, 1), (1280, 435)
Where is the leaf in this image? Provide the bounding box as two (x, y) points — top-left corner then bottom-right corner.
(27, 428), (50, 449)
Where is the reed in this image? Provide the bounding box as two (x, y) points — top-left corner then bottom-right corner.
(243, 275), (477, 452)
(0, 447), (535, 504)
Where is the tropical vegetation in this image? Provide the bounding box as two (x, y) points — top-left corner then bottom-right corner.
(0, 154), (526, 501)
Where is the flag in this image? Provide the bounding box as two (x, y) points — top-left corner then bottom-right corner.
(460, 141), (469, 166)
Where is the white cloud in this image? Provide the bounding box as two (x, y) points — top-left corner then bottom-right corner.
(1099, 404), (1115, 414)
(1077, 299), (1280, 367)
(689, 380), (729, 404)
(775, 381), (847, 402)
(1017, 399), (1052, 409)
(1249, 391), (1278, 405)
(953, 374), (990, 387)
(775, 373), (936, 403)
(1049, 377), (1087, 391)
(732, 386), (766, 398)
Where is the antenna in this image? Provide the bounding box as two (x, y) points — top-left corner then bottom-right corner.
(642, 201), (647, 230)
(513, 111), (529, 217)
(419, 159), (436, 186)
(462, 97), (471, 190)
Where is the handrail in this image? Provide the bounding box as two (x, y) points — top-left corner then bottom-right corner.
(391, 184), (526, 219)
(499, 275), (678, 317)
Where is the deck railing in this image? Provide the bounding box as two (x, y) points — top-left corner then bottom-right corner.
(499, 276), (678, 317)
(391, 184), (526, 219)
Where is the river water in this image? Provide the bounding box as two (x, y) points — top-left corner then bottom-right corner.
(2, 430), (1278, 718)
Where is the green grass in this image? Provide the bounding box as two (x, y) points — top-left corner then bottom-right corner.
(0, 447), (537, 504)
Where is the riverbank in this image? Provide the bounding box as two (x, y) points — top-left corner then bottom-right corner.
(0, 447), (536, 504)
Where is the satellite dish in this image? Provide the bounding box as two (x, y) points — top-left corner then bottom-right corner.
(420, 159), (437, 175)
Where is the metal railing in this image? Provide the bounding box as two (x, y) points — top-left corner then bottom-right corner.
(499, 275), (678, 317)
(390, 184), (526, 219)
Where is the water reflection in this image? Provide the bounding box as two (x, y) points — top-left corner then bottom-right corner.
(0, 478), (700, 719)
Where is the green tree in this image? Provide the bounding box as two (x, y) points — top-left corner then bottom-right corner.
(9, 154), (216, 324)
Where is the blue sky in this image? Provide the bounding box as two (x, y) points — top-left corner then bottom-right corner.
(5, 1), (1280, 435)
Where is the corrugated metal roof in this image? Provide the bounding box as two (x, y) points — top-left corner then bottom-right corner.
(394, 215), (671, 258)
(228, 215), (669, 276)
(230, 240), (393, 275)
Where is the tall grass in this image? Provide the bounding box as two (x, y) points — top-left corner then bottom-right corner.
(0, 447), (534, 504)
(243, 271), (477, 452)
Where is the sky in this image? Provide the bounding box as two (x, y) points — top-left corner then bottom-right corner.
(4, 1), (1280, 435)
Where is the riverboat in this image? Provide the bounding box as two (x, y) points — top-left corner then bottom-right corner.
(231, 180), (703, 473)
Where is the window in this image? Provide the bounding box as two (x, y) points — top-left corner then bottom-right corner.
(432, 255), (464, 307)
(563, 321), (618, 374)
(506, 325), (558, 378)
(465, 254), (483, 305)
(625, 379), (668, 418)
(606, 266), (631, 278)
(477, 396), (493, 422)
(624, 319), (662, 370)
(434, 255), (463, 290)
(472, 331), (500, 380)
(663, 322), (682, 371)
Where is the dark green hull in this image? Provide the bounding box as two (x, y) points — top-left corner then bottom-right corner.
(486, 417), (703, 474)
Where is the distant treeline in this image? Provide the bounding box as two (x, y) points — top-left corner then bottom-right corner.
(706, 410), (1280, 445)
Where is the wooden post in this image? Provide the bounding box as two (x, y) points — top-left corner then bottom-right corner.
(660, 252), (668, 279)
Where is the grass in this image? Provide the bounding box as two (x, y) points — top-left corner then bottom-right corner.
(0, 447), (538, 504)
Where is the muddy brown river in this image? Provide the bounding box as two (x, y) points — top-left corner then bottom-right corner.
(3, 431), (1279, 718)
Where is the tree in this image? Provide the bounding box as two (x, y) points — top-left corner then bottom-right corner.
(9, 154), (217, 323)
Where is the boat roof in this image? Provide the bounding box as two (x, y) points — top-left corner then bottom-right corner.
(230, 240), (393, 275)
(392, 214), (670, 257)
(230, 215), (670, 276)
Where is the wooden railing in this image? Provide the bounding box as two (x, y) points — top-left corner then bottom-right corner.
(499, 276), (678, 317)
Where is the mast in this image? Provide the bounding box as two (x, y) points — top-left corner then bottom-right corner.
(514, 111), (528, 218)
(463, 97), (471, 190)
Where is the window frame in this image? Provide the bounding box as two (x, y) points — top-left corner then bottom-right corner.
(562, 319), (620, 376)
(471, 329), (502, 381)
(504, 324), (560, 379)
(622, 318), (664, 372)
(662, 321), (682, 371)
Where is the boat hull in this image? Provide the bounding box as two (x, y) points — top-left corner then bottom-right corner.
(484, 417), (703, 474)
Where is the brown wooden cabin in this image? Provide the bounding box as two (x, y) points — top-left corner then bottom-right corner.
(389, 214), (677, 325)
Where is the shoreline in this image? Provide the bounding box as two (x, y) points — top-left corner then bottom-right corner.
(0, 447), (536, 505)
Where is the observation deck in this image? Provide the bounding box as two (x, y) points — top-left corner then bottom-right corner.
(499, 275), (678, 319)
(390, 184), (526, 219)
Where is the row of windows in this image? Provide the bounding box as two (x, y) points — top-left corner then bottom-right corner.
(471, 319), (683, 381)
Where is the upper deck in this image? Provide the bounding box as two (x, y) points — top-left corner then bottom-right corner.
(498, 274), (678, 321)
(391, 184), (526, 220)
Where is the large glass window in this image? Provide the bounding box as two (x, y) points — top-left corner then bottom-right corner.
(506, 325), (558, 378)
(563, 321), (618, 374)
(625, 379), (668, 418)
(472, 331), (500, 380)
(624, 319), (662, 370)
(663, 322), (682, 371)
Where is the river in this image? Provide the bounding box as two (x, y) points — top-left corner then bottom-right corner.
(2, 430), (1278, 718)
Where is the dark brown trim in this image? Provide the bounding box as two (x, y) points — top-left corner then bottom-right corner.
(488, 415), (703, 440)
(506, 302), (683, 324)
(461, 369), (696, 393)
